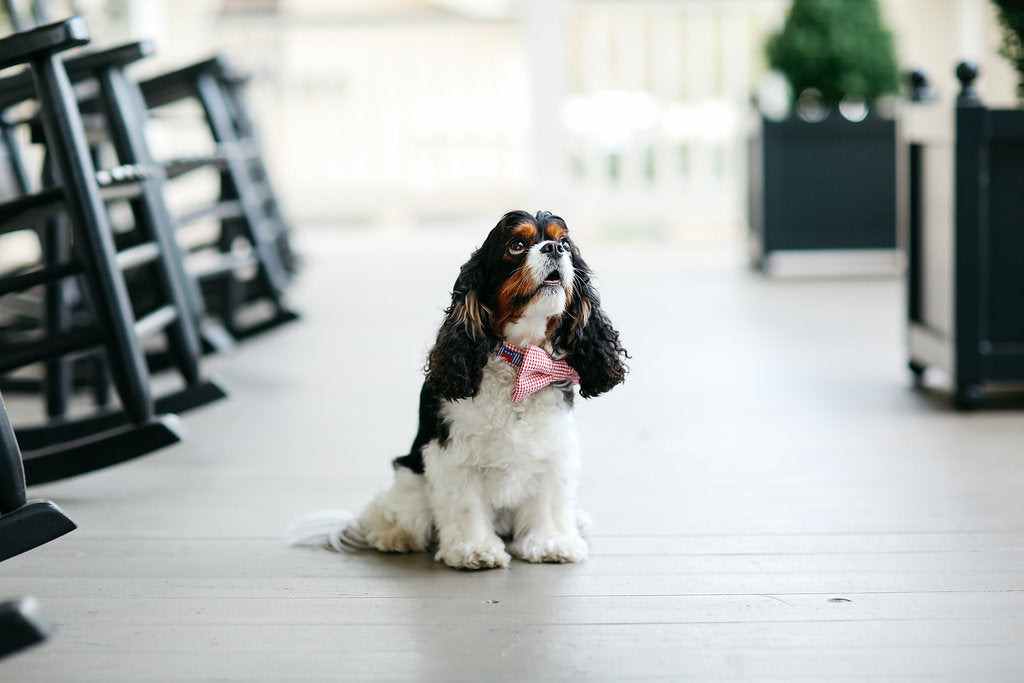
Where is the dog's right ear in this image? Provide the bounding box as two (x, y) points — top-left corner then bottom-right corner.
(426, 252), (496, 400)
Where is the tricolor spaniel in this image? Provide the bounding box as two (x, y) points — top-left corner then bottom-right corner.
(289, 210), (627, 570)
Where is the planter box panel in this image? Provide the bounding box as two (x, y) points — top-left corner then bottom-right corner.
(980, 350), (1024, 381)
(757, 115), (897, 256)
(985, 142), (1024, 345)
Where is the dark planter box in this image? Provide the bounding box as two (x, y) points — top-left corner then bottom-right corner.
(905, 67), (1024, 409)
(748, 112), (898, 271)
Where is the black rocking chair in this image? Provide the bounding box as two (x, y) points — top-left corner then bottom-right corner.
(0, 18), (222, 483)
(8, 0), (300, 343)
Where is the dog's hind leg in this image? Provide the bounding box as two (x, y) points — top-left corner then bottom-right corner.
(356, 466), (435, 553)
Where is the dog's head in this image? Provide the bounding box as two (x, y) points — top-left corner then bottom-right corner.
(426, 210), (627, 400)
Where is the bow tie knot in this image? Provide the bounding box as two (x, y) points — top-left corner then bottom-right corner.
(495, 344), (580, 402)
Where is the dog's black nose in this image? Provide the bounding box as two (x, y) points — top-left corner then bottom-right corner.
(539, 241), (564, 255)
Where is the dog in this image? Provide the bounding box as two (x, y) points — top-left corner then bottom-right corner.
(288, 210), (627, 570)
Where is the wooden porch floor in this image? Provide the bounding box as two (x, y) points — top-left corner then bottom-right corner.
(2, 229), (1023, 681)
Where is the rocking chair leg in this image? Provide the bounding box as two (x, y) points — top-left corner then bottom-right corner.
(42, 213), (74, 420)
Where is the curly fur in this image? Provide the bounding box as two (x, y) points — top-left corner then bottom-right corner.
(426, 263), (497, 400)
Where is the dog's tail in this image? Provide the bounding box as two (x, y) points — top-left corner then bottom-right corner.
(284, 510), (372, 552)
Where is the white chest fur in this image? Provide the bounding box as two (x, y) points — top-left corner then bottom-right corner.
(432, 357), (579, 510)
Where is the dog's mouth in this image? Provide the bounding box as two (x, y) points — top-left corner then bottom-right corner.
(542, 270), (562, 286)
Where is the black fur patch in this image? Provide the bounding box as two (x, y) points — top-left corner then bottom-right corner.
(391, 381), (449, 475)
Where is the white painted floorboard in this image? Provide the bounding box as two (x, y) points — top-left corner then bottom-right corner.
(2, 230), (1023, 681)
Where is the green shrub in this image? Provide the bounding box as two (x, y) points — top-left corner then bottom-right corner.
(993, 0), (1024, 99)
(766, 0), (900, 108)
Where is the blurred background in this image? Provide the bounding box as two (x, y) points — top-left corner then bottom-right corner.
(7, 0), (1021, 241)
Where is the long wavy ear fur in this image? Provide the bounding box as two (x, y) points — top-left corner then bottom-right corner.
(426, 254), (497, 400)
(557, 250), (628, 399)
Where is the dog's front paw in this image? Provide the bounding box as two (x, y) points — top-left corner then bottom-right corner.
(435, 539), (511, 570)
(509, 533), (588, 564)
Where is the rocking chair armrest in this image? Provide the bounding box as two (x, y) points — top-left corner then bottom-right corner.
(0, 17), (90, 72)
(0, 40), (153, 111)
(139, 54), (244, 108)
(62, 40), (154, 79)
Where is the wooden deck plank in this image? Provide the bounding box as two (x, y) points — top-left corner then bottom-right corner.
(7, 623), (1024, 681)
(1, 234), (1022, 681)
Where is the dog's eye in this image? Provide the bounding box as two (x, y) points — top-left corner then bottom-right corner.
(508, 239), (526, 255)
(559, 237), (572, 251)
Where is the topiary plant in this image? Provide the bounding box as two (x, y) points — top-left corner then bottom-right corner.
(765, 0), (900, 109)
(992, 0), (1024, 100)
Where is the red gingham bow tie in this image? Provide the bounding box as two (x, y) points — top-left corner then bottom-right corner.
(494, 343), (580, 402)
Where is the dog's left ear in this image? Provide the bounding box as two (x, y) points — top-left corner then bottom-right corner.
(557, 249), (628, 398)
(425, 251), (498, 400)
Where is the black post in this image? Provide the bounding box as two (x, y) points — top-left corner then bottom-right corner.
(953, 61), (986, 408)
(907, 68), (934, 103)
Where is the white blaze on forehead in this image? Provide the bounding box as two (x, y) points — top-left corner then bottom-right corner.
(502, 240), (573, 347)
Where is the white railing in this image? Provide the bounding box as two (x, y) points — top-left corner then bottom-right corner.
(548, 0), (787, 236)
(194, 1), (790, 234)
